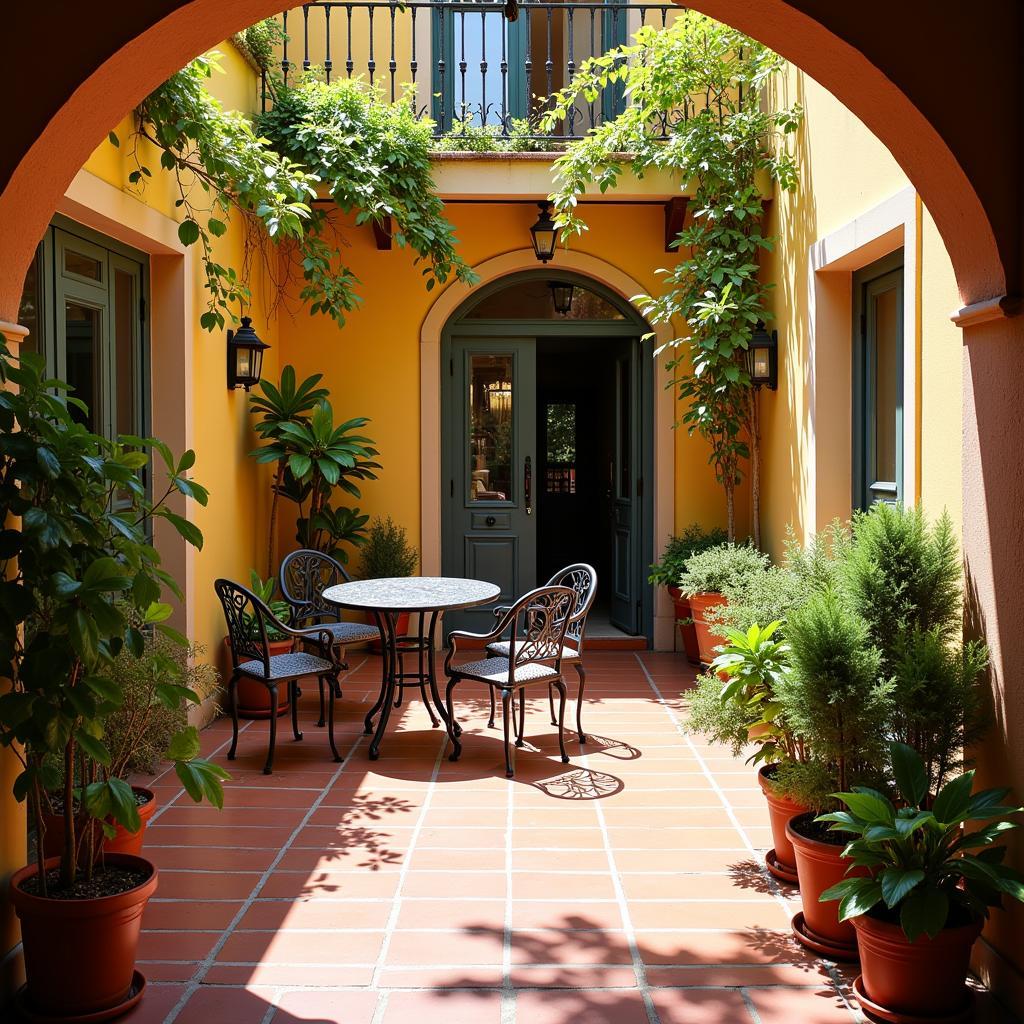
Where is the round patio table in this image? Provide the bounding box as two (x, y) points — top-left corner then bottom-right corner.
(322, 576), (501, 759)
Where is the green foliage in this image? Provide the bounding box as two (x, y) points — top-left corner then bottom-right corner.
(544, 12), (802, 536)
(679, 542), (770, 597)
(0, 344), (227, 891)
(245, 572), (292, 642)
(684, 671), (751, 756)
(235, 19), (285, 71)
(819, 743), (1024, 941)
(360, 517), (419, 579)
(648, 523), (728, 586)
(433, 118), (546, 153)
(257, 75), (477, 304)
(775, 588), (892, 809)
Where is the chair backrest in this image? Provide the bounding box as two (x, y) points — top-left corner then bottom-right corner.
(215, 577), (276, 674)
(545, 563), (597, 655)
(279, 549), (351, 627)
(507, 585), (577, 672)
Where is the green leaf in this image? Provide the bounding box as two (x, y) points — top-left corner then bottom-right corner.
(835, 880), (883, 922)
(161, 511), (204, 550)
(900, 888), (949, 942)
(178, 219), (201, 246)
(890, 741), (928, 807)
(107, 777), (142, 834)
(166, 724), (201, 761)
(880, 867), (925, 908)
(932, 772), (975, 826)
(75, 731), (112, 767)
(108, 131), (120, 148)
(835, 790), (894, 825)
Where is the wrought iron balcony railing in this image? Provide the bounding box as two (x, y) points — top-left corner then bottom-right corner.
(264, 1), (684, 143)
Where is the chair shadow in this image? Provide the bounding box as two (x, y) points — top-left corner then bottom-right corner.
(530, 767), (624, 800)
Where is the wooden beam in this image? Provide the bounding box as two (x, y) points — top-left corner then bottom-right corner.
(664, 197), (688, 252)
(372, 216), (393, 250)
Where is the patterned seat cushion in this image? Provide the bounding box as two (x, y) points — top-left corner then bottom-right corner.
(454, 657), (558, 686)
(239, 652), (334, 680)
(309, 620), (381, 645)
(485, 640), (579, 662)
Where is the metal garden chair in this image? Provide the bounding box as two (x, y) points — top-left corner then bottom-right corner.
(215, 578), (344, 775)
(443, 584), (576, 778)
(485, 563), (598, 743)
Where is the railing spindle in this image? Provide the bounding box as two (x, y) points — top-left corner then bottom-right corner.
(368, 6), (376, 84)
(479, 7), (487, 127)
(325, 5), (333, 81)
(566, 6), (576, 137)
(389, 4), (398, 101)
(346, 7), (354, 77)
(500, 8), (508, 135)
(410, 7), (419, 113)
(281, 10), (291, 87)
(459, 8), (467, 124)
(437, 5), (447, 131)
(524, 4), (533, 133)
(303, 4), (311, 72)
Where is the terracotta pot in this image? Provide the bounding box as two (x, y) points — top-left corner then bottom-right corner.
(10, 853), (158, 1018)
(787, 811), (861, 959)
(757, 767), (807, 885)
(667, 586), (700, 664)
(688, 592), (728, 665)
(370, 611), (411, 653)
(224, 636), (293, 719)
(853, 911), (982, 1018)
(42, 786), (157, 860)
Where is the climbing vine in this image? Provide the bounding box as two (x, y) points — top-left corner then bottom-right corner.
(543, 12), (802, 543)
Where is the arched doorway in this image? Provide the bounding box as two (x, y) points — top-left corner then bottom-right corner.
(439, 270), (654, 639)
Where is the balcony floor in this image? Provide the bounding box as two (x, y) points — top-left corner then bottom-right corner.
(125, 653), (1012, 1024)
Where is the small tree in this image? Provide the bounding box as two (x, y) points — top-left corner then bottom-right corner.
(543, 12), (802, 542)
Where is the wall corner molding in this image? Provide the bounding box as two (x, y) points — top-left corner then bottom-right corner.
(951, 294), (1022, 328)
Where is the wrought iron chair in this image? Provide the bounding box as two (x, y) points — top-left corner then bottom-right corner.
(215, 578), (344, 775)
(279, 549), (381, 725)
(485, 563), (597, 742)
(444, 584), (576, 778)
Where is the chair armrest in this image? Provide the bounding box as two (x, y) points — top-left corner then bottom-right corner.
(492, 605), (512, 620)
(267, 614), (339, 665)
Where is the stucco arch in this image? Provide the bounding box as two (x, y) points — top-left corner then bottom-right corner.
(418, 247), (677, 648)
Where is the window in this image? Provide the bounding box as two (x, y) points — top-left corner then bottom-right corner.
(18, 219), (148, 444)
(544, 402), (576, 494)
(853, 251), (903, 509)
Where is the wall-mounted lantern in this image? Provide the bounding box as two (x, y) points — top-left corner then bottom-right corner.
(747, 321), (778, 390)
(227, 316), (271, 391)
(530, 201), (559, 263)
(549, 281), (575, 316)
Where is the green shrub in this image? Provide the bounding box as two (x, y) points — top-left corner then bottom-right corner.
(679, 542), (770, 598)
(684, 672), (752, 756)
(649, 524), (728, 587)
(360, 517), (418, 579)
(432, 118), (548, 153)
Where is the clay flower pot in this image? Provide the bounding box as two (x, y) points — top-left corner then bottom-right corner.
(370, 611), (411, 654)
(42, 786), (157, 860)
(667, 586), (700, 664)
(10, 853), (158, 1019)
(786, 811), (861, 960)
(224, 636), (294, 719)
(757, 767), (807, 885)
(853, 912), (982, 1021)
(688, 591), (728, 665)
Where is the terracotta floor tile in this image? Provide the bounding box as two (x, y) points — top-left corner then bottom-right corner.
(238, 898), (392, 930)
(376, 966), (503, 988)
(136, 930), (220, 962)
(510, 901), (623, 931)
(379, 990), (503, 1024)
(400, 870), (507, 899)
(173, 986), (277, 1024)
(745, 985), (859, 1023)
(513, 988), (649, 1023)
(218, 928), (385, 964)
(142, 899), (243, 931)
(510, 929), (631, 965)
(119, 983), (187, 1023)
(394, 898), (505, 931)
(260, 870), (401, 899)
(628, 900), (791, 931)
(202, 964), (374, 986)
(146, 845), (278, 872)
(385, 928), (505, 966)
(272, 989), (378, 1023)
(511, 871), (618, 901)
(151, 870), (260, 900)
(510, 965), (638, 989)
(633, 928), (811, 966)
(649, 987), (755, 1024)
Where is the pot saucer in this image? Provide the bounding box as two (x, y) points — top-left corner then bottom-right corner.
(792, 911), (859, 962)
(765, 848), (800, 885)
(15, 970), (146, 1023)
(853, 975), (974, 1024)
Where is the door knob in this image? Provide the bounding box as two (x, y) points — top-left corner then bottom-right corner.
(486, 515), (496, 526)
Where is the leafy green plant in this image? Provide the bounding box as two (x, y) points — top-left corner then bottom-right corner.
(774, 588), (892, 810)
(648, 524), (728, 587)
(685, 672), (752, 756)
(360, 517), (418, 579)
(818, 742), (1024, 941)
(244, 572), (292, 642)
(433, 118), (547, 153)
(0, 344), (228, 893)
(544, 11), (802, 541)
(234, 18), (285, 71)
(679, 542), (770, 597)
(248, 365), (329, 575)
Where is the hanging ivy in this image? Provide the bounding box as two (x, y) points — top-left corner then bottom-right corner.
(116, 55), (476, 333)
(542, 12), (802, 543)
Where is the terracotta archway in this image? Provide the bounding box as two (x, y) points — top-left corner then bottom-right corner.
(0, 0), (1019, 323)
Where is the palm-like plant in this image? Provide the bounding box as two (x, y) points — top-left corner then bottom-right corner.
(818, 742), (1024, 941)
(249, 366), (329, 575)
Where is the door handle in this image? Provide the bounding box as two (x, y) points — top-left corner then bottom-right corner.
(524, 456), (532, 516)
(485, 515), (497, 527)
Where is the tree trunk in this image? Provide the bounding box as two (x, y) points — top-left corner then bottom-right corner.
(267, 460), (284, 577)
(725, 478), (735, 541)
(750, 390), (761, 550)
(61, 739), (76, 889)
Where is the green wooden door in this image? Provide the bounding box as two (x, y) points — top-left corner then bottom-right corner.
(609, 344), (641, 633)
(442, 338), (537, 633)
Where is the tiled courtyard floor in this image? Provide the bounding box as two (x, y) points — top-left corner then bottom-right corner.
(125, 652), (1013, 1024)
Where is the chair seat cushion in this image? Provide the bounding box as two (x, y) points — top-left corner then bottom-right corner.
(239, 652), (334, 680)
(311, 621), (381, 644)
(454, 657), (559, 686)
(485, 640), (579, 661)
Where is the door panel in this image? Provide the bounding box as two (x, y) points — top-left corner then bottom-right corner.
(609, 345), (641, 633)
(443, 338), (536, 633)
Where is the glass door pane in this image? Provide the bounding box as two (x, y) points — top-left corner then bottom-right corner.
(64, 300), (102, 432)
(872, 284), (899, 485)
(468, 353), (514, 502)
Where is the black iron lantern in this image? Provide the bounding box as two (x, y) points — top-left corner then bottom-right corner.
(530, 201), (559, 263)
(549, 280), (575, 316)
(226, 316), (270, 391)
(747, 321), (778, 390)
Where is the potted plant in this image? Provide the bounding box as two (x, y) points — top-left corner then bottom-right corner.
(775, 587), (893, 959)
(43, 629), (219, 858)
(709, 621), (809, 884)
(360, 516), (419, 648)
(0, 344), (228, 1020)
(679, 542), (770, 664)
(819, 742), (1024, 1022)
(649, 524), (727, 663)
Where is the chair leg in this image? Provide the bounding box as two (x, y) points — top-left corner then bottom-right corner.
(327, 671), (343, 763)
(501, 689), (514, 778)
(364, 645), (390, 735)
(316, 676), (326, 728)
(334, 647), (346, 698)
(554, 679), (570, 765)
(227, 674), (240, 761)
(488, 686), (496, 729)
(574, 662), (588, 743)
(290, 680), (303, 741)
(515, 688), (526, 748)
(445, 678), (462, 762)
(548, 683), (557, 726)
(264, 685), (279, 775)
